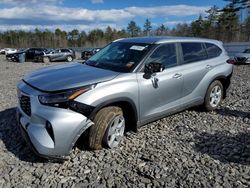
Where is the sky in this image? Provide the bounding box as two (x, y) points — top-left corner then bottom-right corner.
(0, 0), (228, 32)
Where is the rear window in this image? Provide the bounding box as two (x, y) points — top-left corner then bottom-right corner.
(181, 43), (207, 64)
(205, 43), (222, 58)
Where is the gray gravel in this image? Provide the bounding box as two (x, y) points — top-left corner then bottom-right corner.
(0, 55), (250, 188)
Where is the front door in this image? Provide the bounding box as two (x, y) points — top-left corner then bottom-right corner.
(137, 43), (183, 123)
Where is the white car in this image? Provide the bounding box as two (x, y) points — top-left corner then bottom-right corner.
(0, 48), (6, 54)
(234, 49), (250, 64)
(4, 48), (17, 55)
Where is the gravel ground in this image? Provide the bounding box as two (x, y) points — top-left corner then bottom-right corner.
(0, 55), (249, 188)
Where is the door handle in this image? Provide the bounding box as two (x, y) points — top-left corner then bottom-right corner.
(206, 65), (212, 69)
(172, 73), (182, 79)
(151, 75), (159, 88)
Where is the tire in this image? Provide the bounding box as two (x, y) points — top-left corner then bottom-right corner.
(89, 106), (125, 150)
(204, 80), (224, 111)
(66, 56), (73, 62)
(43, 56), (50, 63)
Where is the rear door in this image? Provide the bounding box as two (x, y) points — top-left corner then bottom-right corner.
(60, 49), (69, 60)
(137, 43), (184, 123)
(178, 42), (210, 100)
(51, 49), (61, 61)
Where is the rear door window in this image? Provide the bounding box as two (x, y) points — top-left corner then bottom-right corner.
(181, 42), (207, 64)
(205, 43), (222, 58)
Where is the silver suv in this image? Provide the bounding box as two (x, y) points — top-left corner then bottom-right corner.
(41, 48), (75, 63)
(17, 37), (233, 159)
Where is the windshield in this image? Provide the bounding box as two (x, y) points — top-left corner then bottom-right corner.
(85, 42), (152, 72)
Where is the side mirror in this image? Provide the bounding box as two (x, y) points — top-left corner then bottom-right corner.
(143, 62), (164, 79)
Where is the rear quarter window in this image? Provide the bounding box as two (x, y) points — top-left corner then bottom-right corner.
(181, 42), (207, 64)
(205, 43), (222, 58)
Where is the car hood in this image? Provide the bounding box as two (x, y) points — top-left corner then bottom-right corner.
(23, 62), (120, 92)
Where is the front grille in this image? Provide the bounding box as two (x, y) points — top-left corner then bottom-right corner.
(19, 95), (31, 116)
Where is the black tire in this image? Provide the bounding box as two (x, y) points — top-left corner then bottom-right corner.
(66, 56), (73, 62)
(204, 80), (224, 111)
(89, 106), (124, 150)
(43, 56), (50, 63)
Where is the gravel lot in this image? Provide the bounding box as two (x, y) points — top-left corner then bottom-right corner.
(0, 55), (249, 188)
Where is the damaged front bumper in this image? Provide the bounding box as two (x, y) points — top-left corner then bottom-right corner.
(17, 81), (94, 159)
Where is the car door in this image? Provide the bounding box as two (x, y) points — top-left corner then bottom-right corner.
(25, 49), (35, 61)
(136, 43), (183, 123)
(178, 42), (211, 101)
(51, 49), (61, 61)
(60, 49), (69, 60)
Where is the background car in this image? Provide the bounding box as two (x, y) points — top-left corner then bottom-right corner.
(5, 48), (17, 55)
(234, 49), (250, 64)
(37, 48), (76, 63)
(0, 48), (5, 54)
(1, 48), (17, 55)
(81, 48), (101, 61)
(6, 48), (47, 62)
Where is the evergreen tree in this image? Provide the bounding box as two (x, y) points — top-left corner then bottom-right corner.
(190, 14), (204, 37)
(156, 24), (168, 36)
(143, 19), (152, 36)
(127, 21), (141, 37)
(218, 4), (240, 42)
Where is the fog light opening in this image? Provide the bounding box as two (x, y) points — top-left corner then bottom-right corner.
(45, 121), (55, 142)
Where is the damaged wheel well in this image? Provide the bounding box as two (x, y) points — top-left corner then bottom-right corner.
(74, 99), (138, 150)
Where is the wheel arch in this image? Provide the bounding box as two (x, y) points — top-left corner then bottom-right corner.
(66, 55), (73, 61)
(208, 73), (232, 99)
(89, 97), (139, 132)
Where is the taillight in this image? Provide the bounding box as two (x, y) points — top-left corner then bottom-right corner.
(226, 59), (236, 64)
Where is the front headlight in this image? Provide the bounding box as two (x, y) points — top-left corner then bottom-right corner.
(38, 85), (95, 105)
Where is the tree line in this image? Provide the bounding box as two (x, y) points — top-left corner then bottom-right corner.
(0, 0), (249, 48)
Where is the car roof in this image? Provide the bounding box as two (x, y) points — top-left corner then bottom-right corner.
(114, 36), (222, 45)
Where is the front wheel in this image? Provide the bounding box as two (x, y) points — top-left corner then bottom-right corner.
(89, 106), (125, 150)
(204, 80), (224, 111)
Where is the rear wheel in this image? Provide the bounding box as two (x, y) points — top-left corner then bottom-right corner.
(89, 106), (125, 150)
(66, 56), (73, 62)
(43, 56), (50, 63)
(204, 80), (223, 111)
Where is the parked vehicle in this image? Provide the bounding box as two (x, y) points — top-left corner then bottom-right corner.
(0, 48), (17, 55)
(6, 48), (47, 62)
(36, 48), (75, 63)
(81, 48), (101, 60)
(1, 48), (17, 55)
(5, 48), (17, 55)
(0, 48), (5, 54)
(17, 37), (233, 159)
(234, 49), (250, 64)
